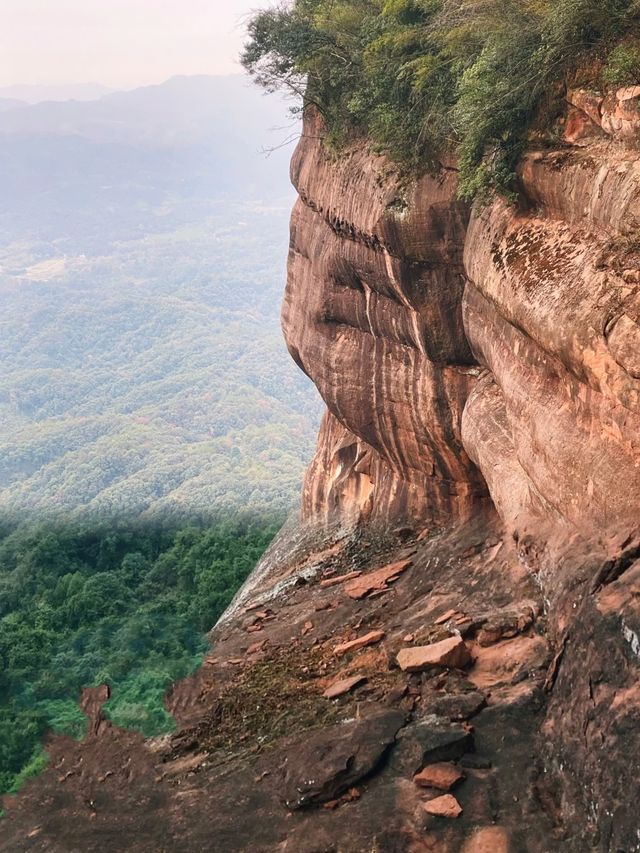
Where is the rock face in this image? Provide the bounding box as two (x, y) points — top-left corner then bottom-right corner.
(463, 147), (640, 542)
(284, 108), (488, 528)
(4, 89), (640, 852)
(289, 106), (640, 544)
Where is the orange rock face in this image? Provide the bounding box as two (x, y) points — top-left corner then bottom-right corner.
(284, 109), (488, 528)
(288, 95), (640, 545)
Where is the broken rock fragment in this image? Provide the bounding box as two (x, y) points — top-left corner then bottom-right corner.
(334, 630), (385, 656)
(413, 762), (464, 791)
(423, 794), (463, 818)
(279, 707), (405, 809)
(397, 636), (471, 672)
(344, 560), (412, 600)
(320, 570), (362, 589)
(323, 675), (368, 699)
(434, 609), (459, 626)
(246, 639), (268, 656)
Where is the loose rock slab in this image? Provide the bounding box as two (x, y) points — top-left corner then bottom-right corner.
(334, 630), (385, 656)
(414, 762), (464, 791)
(397, 636), (471, 672)
(344, 560), (413, 600)
(320, 571), (362, 588)
(423, 794), (463, 818)
(434, 609), (459, 625)
(323, 675), (368, 699)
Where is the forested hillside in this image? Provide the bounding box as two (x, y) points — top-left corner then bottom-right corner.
(0, 518), (277, 796)
(0, 75), (320, 523)
(0, 202), (318, 522)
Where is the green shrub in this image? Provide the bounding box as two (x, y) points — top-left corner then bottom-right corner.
(243, 0), (640, 198)
(6, 748), (49, 795)
(603, 43), (640, 84)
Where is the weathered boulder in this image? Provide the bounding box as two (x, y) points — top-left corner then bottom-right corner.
(278, 707), (405, 809)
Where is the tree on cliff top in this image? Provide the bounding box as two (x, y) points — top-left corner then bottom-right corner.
(242, 0), (640, 198)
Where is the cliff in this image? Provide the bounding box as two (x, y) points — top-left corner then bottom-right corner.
(286, 102), (640, 544)
(3, 90), (640, 852)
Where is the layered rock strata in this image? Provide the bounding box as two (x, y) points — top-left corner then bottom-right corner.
(283, 109), (487, 527)
(288, 104), (640, 545)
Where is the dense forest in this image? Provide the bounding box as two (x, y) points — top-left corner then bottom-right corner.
(0, 517), (279, 798)
(0, 202), (320, 524)
(243, 0), (640, 198)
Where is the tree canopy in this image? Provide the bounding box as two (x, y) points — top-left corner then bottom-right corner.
(0, 518), (278, 797)
(243, 0), (640, 197)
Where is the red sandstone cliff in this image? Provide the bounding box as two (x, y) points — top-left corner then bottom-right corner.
(286, 102), (640, 544)
(3, 90), (640, 853)
(284, 108), (486, 528)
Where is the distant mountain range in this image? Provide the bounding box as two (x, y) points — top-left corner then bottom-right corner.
(0, 82), (115, 104)
(0, 75), (295, 148)
(0, 98), (26, 112)
(0, 75), (297, 216)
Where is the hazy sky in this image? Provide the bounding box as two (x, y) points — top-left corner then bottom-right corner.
(0, 0), (264, 88)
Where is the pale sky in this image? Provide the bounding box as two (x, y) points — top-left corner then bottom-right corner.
(0, 0), (265, 88)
